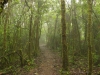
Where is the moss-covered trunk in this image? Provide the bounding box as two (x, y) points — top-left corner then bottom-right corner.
(87, 0), (93, 75)
(61, 0), (69, 74)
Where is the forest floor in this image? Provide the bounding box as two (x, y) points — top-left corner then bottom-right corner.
(19, 45), (100, 75)
(1, 45), (100, 75)
(28, 45), (61, 75)
(0, 45), (61, 75)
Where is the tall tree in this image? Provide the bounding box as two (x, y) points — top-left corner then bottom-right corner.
(61, 0), (69, 74)
(87, 0), (93, 75)
(28, 9), (32, 60)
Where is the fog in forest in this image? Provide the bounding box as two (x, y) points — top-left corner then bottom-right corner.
(0, 0), (100, 75)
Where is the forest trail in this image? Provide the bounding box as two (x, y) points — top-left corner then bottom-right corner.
(28, 45), (61, 75)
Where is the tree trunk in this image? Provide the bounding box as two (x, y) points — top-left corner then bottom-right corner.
(53, 14), (58, 50)
(87, 0), (93, 75)
(28, 10), (32, 60)
(3, 13), (8, 55)
(61, 0), (69, 74)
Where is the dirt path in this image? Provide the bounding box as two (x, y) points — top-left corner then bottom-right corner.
(38, 45), (61, 75)
(29, 45), (61, 75)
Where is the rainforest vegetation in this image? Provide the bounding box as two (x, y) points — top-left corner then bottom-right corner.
(0, 0), (100, 75)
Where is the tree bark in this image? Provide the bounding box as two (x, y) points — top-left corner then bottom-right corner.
(28, 10), (32, 60)
(61, 0), (69, 73)
(87, 0), (93, 75)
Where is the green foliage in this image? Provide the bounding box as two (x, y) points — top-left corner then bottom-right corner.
(61, 70), (70, 75)
(22, 60), (35, 72)
(26, 59), (35, 66)
(93, 53), (99, 64)
(0, 8), (3, 13)
(0, 0), (100, 74)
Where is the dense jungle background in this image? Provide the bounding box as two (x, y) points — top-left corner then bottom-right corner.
(0, 0), (100, 75)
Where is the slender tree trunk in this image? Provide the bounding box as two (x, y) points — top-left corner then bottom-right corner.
(53, 14), (58, 50)
(33, 0), (41, 57)
(61, 0), (69, 73)
(28, 10), (32, 60)
(87, 0), (93, 75)
(72, 0), (81, 55)
(3, 13), (8, 55)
